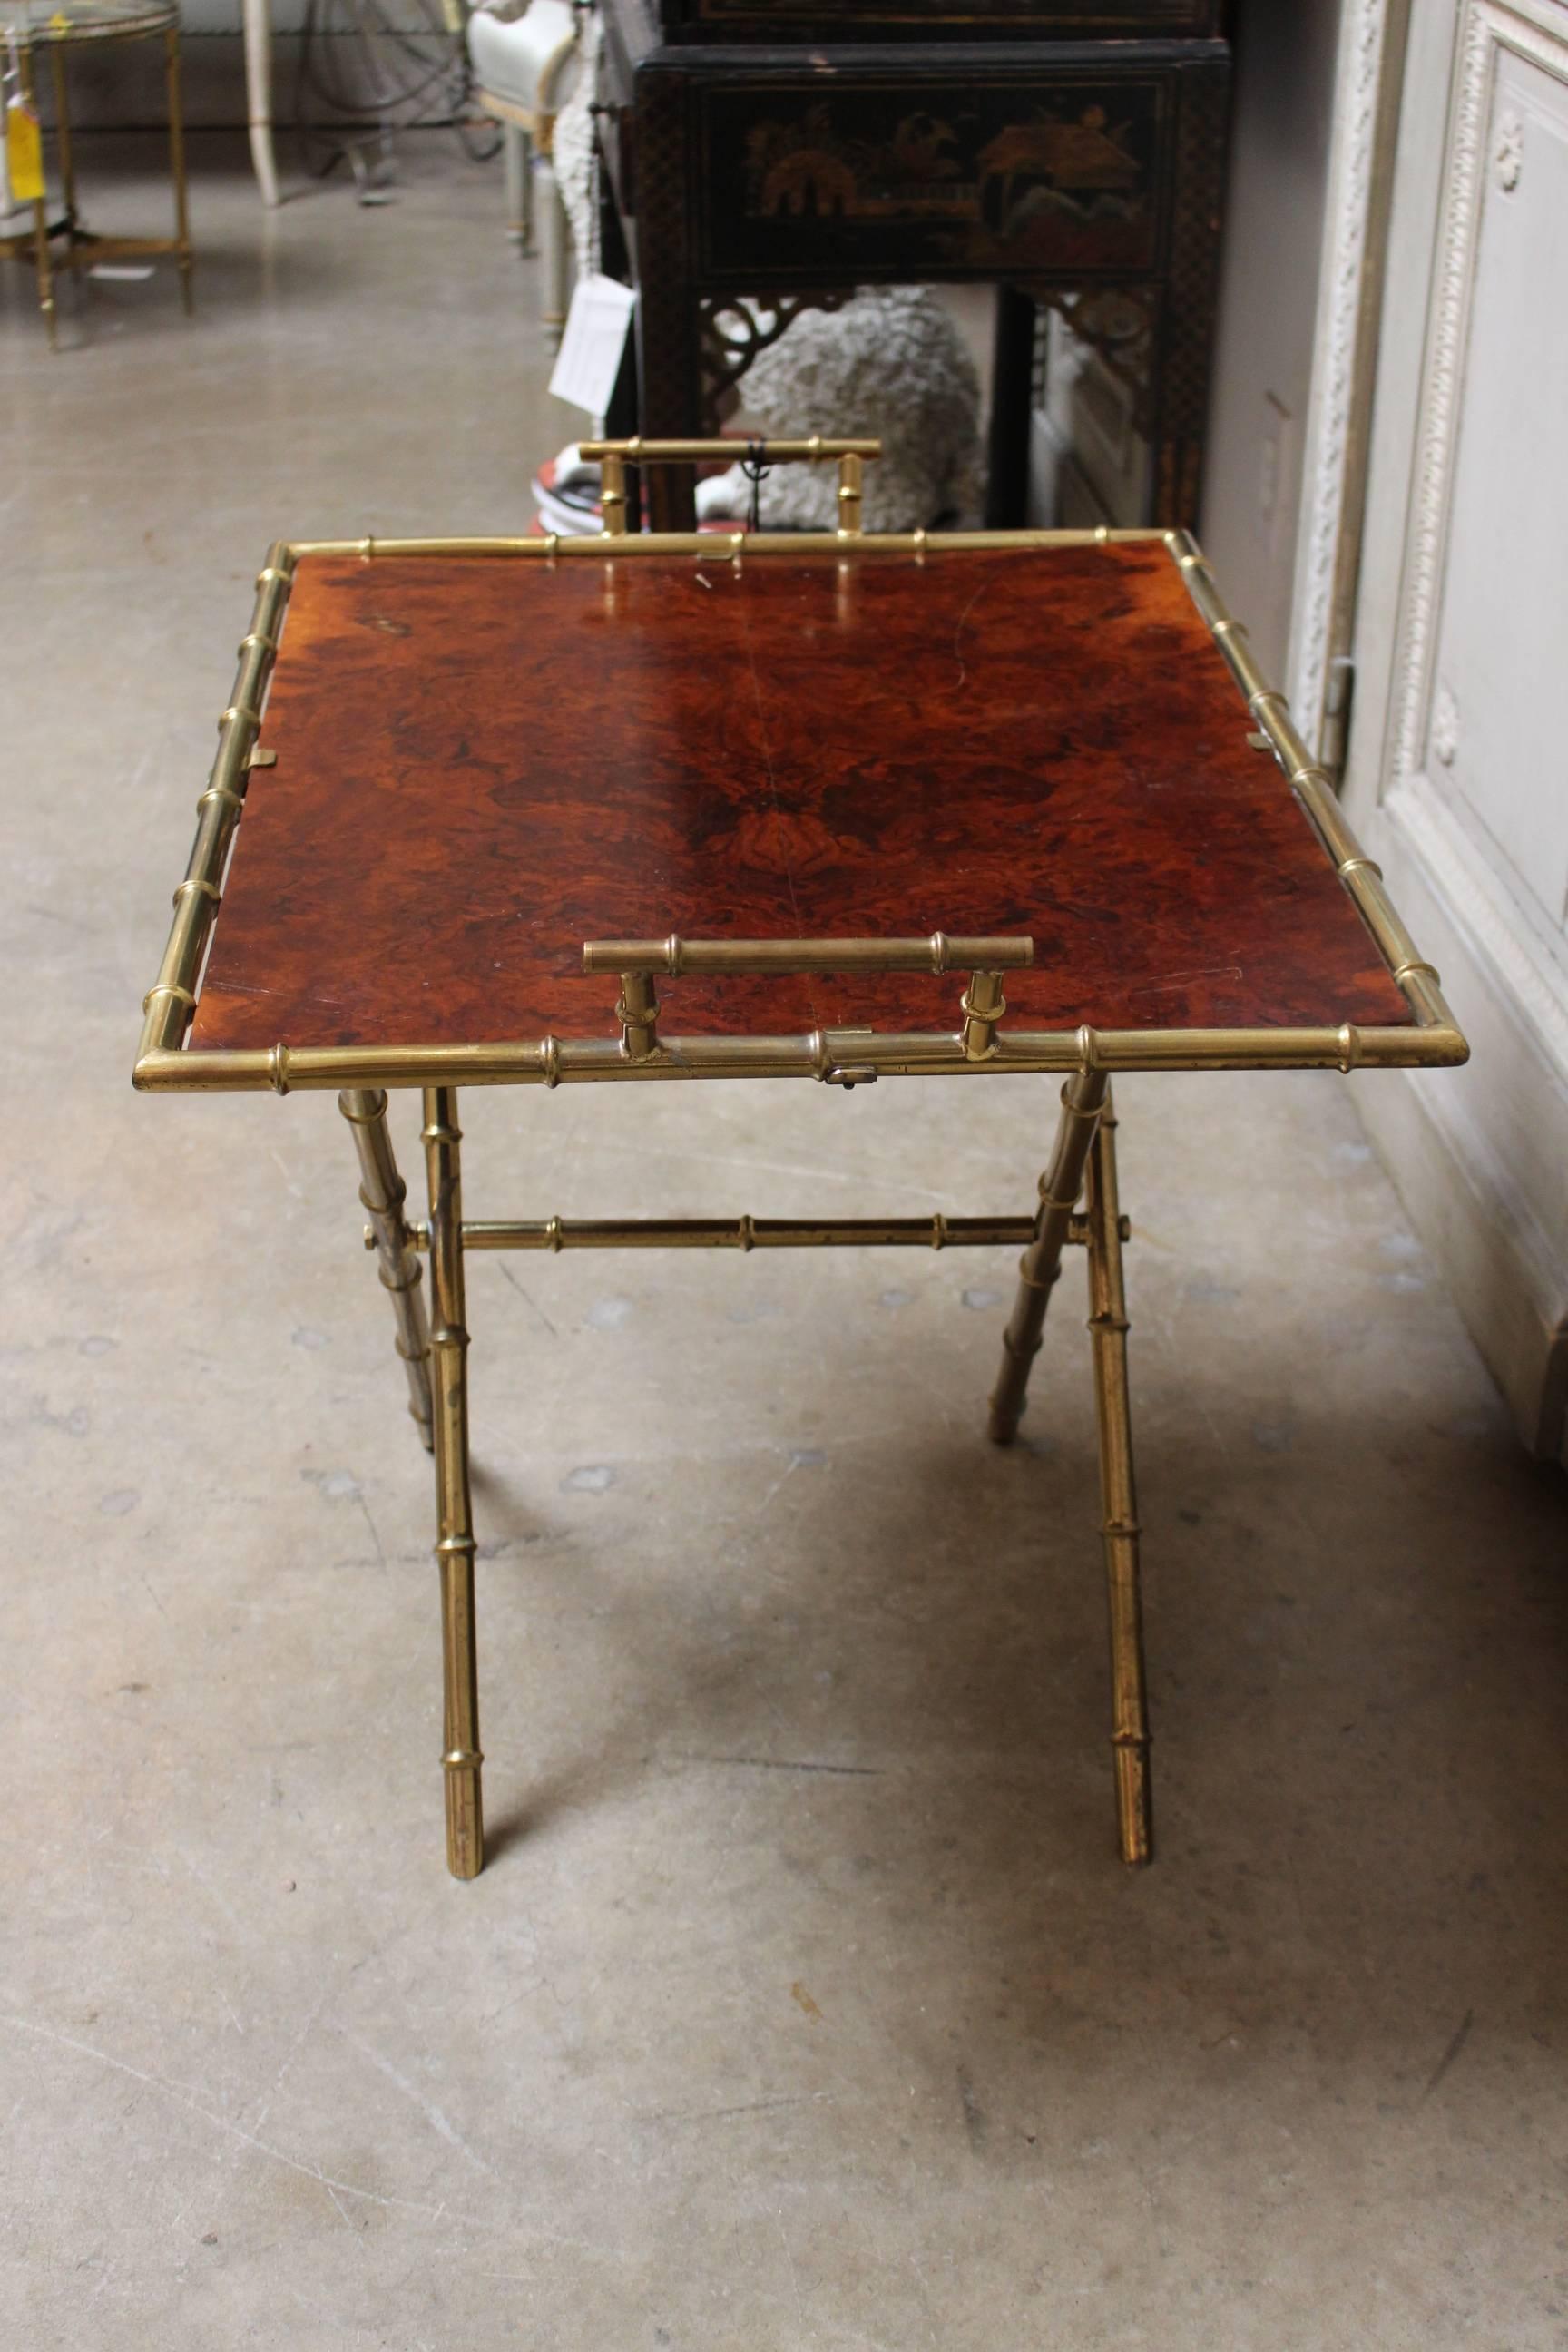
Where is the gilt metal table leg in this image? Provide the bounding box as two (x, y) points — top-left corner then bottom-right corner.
(165, 26), (194, 314)
(422, 1087), (484, 1880)
(987, 1065), (1108, 1444)
(49, 46), (77, 235)
(339, 1089), (433, 1450)
(18, 44), (55, 348)
(504, 122), (533, 253)
(1083, 1091), (1152, 1865)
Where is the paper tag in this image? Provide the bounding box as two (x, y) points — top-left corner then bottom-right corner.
(547, 274), (637, 419)
(6, 95), (44, 204)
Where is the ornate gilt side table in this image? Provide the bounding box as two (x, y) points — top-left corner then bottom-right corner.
(1, 0), (193, 348)
(134, 441), (1467, 1881)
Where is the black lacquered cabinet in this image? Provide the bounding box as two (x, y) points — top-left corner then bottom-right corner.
(598, 0), (1232, 528)
(650, 2), (1224, 37)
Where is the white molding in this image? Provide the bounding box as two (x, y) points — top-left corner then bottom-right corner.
(1382, 770), (1568, 1081)
(1286, 0), (1396, 750)
(1339, 0), (1568, 1461)
(1387, 0), (1568, 791)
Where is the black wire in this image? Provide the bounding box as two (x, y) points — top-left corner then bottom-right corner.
(740, 438), (770, 534)
(293, 0), (495, 163)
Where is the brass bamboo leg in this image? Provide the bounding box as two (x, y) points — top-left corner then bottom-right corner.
(19, 45), (54, 349)
(338, 1089), (433, 1450)
(422, 1086), (484, 1879)
(164, 27), (193, 314)
(987, 1065), (1108, 1444)
(49, 45), (76, 235)
(1084, 1092), (1152, 1865)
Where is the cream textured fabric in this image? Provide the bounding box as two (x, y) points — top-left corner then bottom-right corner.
(705, 288), (983, 533)
(466, 0), (578, 115)
(550, 6), (602, 278)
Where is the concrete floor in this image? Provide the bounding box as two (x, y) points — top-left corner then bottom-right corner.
(5, 136), (1568, 2351)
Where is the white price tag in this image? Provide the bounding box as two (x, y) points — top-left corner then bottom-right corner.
(547, 274), (637, 419)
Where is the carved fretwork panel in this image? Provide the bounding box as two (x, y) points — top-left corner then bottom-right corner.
(698, 292), (852, 428)
(1018, 282), (1158, 437)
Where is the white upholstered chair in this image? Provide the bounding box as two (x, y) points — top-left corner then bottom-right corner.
(466, 0), (582, 347)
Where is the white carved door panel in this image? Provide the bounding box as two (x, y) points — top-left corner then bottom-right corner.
(1408, 12), (1568, 934)
(1345, 0), (1568, 1458)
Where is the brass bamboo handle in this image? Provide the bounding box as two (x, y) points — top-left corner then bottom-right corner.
(582, 934), (1034, 977)
(578, 437), (881, 464)
(581, 436), (880, 538)
(584, 933), (1033, 1064)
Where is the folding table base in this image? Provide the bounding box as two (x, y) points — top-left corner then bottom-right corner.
(338, 1076), (1152, 1882)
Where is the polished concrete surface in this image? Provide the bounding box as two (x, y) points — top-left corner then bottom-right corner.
(4, 138), (1568, 2350)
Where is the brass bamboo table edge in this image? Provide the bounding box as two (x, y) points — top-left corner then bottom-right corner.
(134, 509), (1469, 1883)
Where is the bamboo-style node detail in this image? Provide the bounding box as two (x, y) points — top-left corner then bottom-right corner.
(422, 1085), (483, 1880)
(1082, 1093), (1152, 1865)
(988, 1066), (1109, 1445)
(615, 969), (659, 1060)
(579, 436), (881, 464)
(583, 932), (1033, 978)
(837, 452), (864, 537)
(600, 450), (628, 537)
(134, 539), (290, 1073)
(341, 1088), (435, 1451)
(1166, 530), (1460, 1061)
(583, 934), (1034, 1062)
(961, 970), (1010, 1059)
(142, 981), (195, 1014)
(576, 434), (880, 543)
(397, 1210), (1125, 1254)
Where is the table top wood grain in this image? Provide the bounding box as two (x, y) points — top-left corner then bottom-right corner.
(189, 541), (1410, 1053)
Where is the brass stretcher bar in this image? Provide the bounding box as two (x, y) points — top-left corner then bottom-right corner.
(396, 1213), (1122, 1252)
(134, 439), (1468, 1886)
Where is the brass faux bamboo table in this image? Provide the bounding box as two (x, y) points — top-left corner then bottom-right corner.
(134, 440), (1468, 1881)
(1, 0), (192, 348)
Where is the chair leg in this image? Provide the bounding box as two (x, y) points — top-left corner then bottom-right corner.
(539, 155), (569, 349)
(18, 45), (55, 348)
(988, 1066), (1108, 1444)
(339, 1089), (434, 1450)
(164, 25), (194, 314)
(242, 0), (280, 206)
(1083, 1091), (1152, 1865)
(49, 46), (77, 233)
(422, 1087), (485, 1880)
(504, 123), (534, 253)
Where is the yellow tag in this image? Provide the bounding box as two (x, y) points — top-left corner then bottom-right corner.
(6, 96), (44, 204)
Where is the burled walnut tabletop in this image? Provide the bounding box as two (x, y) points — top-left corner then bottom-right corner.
(188, 541), (1410, 1053)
